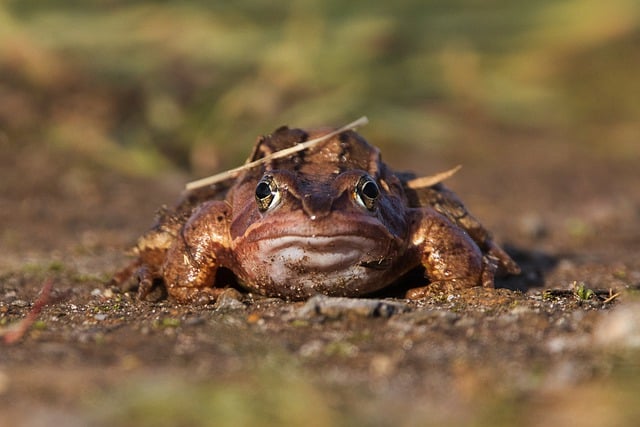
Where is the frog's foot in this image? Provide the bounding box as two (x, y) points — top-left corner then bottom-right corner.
(160, 200), (232, 304)
(162, 248), (225, 304)
(110, 260), (142, 293)
(165, 286), (226, 305)
(480, 254), (499, 287)
(136, 265), (167, 302)
(110, 261), (165, 301)
(486, 241), (521, 276)
(407, 254), (498, 300)
(405, 278), (478, 300)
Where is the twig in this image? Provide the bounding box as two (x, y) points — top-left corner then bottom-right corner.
(406, 165), (462, 189)
(185, 116), (370, 191)
(2, 278), (54, 345)
(602, 292), (621, 304)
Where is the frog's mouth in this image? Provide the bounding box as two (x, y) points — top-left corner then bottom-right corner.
(258, 235), (390, 272)
(246, 234), (398, 298)
(233, 211), (404, 298)
(241, 212), (399, 244)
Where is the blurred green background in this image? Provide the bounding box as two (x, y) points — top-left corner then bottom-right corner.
(1, 0), (638, 176)
(2, 3), (640, 426)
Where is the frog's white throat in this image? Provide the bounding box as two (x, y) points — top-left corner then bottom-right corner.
(237, 234), (398, 298)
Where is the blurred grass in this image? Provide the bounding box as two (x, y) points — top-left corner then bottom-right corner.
(0, 0), (638, 176)
(88, 368), (338, 427)
(85, 350), (640, 427)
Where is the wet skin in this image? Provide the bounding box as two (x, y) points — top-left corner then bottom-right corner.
(114, 127), (520, 302)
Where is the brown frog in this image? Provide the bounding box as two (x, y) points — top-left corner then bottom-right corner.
(113, 125), (520, 303)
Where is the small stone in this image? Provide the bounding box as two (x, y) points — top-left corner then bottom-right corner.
(214, 288), (245, 311)
(11, 300), (29, 308)
(94, 313), (107, 321)
(298, 295), (409, 320)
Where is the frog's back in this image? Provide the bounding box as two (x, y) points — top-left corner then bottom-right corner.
(246, 126), (383, 177)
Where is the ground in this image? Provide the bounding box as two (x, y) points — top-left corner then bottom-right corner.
(1, 125), (639, 427)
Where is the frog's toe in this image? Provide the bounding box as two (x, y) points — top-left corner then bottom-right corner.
(405, 278), (480, 300)
(480, 255), (499, 288)
(136, 266), (166, 302)
(167, 286), (226, 305)
(405, 254), (500, 299)
(110, 260), (140, 292)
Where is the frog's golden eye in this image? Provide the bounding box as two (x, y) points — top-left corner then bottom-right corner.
(255, 175), (280, 212)
(355, 175), (379, 211)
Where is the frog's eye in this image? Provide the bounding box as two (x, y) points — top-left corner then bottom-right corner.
(354, 175), (379, 211)
(255, 175), (280, 212)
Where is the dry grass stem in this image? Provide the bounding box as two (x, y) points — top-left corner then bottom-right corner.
(2, 278), (54, 345)
(602, 292), (621, 304)
(406, 165), (462, 189)
(186, 116), (369, 191)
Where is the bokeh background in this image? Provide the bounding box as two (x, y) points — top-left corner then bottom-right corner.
(2, 0), (638, 176)
(2, 2), (640, 427)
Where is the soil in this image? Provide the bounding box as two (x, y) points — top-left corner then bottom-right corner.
(1, 129), (640, 427)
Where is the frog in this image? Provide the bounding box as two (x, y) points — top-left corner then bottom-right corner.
(112, 125), (520, 303)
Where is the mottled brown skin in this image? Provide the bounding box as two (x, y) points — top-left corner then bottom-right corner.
(114, 126), (519, 303)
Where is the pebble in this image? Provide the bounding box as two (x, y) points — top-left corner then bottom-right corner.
(298, 295), (409, 319)
(214, 288), (245, 311)
(10, 300), (29, 308)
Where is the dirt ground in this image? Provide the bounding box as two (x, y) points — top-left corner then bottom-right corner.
(1, 127), (640, 427)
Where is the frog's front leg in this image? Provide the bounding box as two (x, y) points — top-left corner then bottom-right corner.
(406, 208), (495, 299)
(162, 200), (232, 303)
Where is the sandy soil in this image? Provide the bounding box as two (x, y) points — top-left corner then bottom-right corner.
(1, 128), (640, 426)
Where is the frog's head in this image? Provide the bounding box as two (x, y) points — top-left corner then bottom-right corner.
(229, 128), (410, 299)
